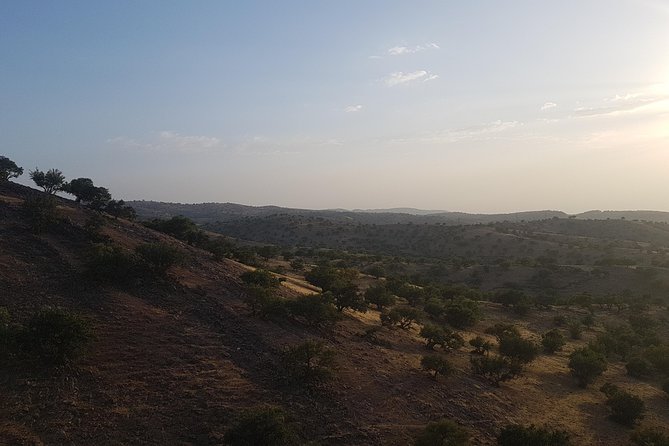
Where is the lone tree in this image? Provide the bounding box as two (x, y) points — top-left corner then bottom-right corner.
(30, 168), (66, 194)
(0, 156), (23, 181)
(415, 419), (470, 446)
(568, 347), (607, 388)
(420, 324), (464, 351)
(280, 340), (335, 385)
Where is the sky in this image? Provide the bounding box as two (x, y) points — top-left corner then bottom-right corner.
(1, 0), (668, 213)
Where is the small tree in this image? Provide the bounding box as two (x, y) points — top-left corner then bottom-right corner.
(470, 355), (523, 387)
(29, 168), (66, 194)
(600, 383), (645, 427)
(286, 293), (339, 327)
(541, 329), (566, 354)
(419, 324), (464, 351)
(381, 307), (421, 329)
(280, 340), (335, 385)
(0, 156), (23, 181)
(63, 178), (111, 209)
(497, 424), (571, 446)
(469, 336), (493, 355)
(498, 334), (539, 364)
(331, 283), (366, 312)
(568, 347), (607, 388)
(421, 355), (453, 380)
(223, 406), (298, 446)
(415, 419), (470, 446)
(365, 284), (396, 310)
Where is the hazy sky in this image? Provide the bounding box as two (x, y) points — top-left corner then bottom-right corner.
(2, 1), (668, 213)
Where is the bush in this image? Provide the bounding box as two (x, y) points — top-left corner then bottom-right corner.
(223, 406), (298, 446)
(17, 308), (91, 366)
(241, 269), (280, 288)
(331, 283), (366, 313)
(86, 244), (139, 284)
(568, 347), (607, 388)
(485, 323), (521, 341)
(421, 355), (453, 380)
(497, 424), (571, 446)
(415, 419), (470, 446)
(381, 307), (421, 329)
(280, 340), (335, 385)
(443, 299), (481, 329)
(419, 324), (464, 351)
(600, 383), (645, 426)
(469, 336), (493, 355)
(625, 355), (653, 379)
(22, 195), (58, 234)
(567, 321), (582, 340)
(541, 330), (566, 354)
(630, 427), (669, 446)
(470, 355), (523, 387)
(553, 315), (567, 327)
(499, 334), (539, 364)
(135, 243), (182, 275)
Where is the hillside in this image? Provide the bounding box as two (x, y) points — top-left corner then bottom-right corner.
(2, 182), (669, 445)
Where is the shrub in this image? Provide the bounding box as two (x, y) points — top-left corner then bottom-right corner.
(485, 323), (521, 341)
(331, 283), (366, 312)
(17, 308), (91, 366)
(444, 299), (481, 329)
(86, 244), (139, 284)
(415, 419), (470, 446)
(568, 347), (607, 388)
(600, 383), (645, 426)
(365, 284), (396, 310)
(553, 315), (567, 327)
(135, 243), (182, 275)
(469, 336), (493, 355)
(645, 345), (669, 375)
(421, 355), (453, 380)
(470, 355), (523, 387)
(420, 324), (464, 351)
(541, 330), (566, 354)
(241, 269), (280, 288)
(631, 427), (669, 446)
(22, 195), (58, 234)
(223, 406), (298, 446)
(423, 299), (445, 318)
(381, 307), (421, 329)
(567, 321), (582, 340)
(497, 424), (571, 446)
(499, 334), (539, 364)
(280, 340), (335, 385)
(625, 355), (653, 379)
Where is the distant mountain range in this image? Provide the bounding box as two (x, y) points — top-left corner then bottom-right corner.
(126, 201), (669, 225)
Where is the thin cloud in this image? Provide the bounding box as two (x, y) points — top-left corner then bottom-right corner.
(344, 105), (363, 113)
(107, 131), (224, 154)
(387, 42), (439, 56)
(572, 93), (668, 118)
(383, 70), (439, 87)
(541, 102), (557, 111)
(390, 120), (522, 145)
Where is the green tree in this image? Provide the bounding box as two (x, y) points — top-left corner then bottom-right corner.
(29, 168), (66, 194)
(415, 419), (470, 446)
(64, 178), (112, 209)
(280, 340), (335, 385)
(600, 383), (645, 427)
(568, 347), (607, 388)
(444, 299), (481, 329)
(381, 307), (421, 329)
(499, 334), (539, 364)
(0, 156), (23, 181)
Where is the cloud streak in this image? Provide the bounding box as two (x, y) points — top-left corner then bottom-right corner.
(387, 42), (439, 56)
(383, 70), (438, 87)
(107, 131), (224, 154)
(344, 104), (363, 113)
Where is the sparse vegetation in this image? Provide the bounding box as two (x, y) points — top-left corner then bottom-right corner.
(223, 406), (298, 446)
(497, 424), (571, 446)
(415, 419), (469, 446)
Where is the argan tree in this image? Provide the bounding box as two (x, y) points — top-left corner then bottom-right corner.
(0, 156), (23, 181)
(29, 168), (66, 194)
(568, 347), (607, 388)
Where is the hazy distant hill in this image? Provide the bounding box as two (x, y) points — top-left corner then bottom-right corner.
(127, 201), (568, 225)
(575, 210), (669, 223)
